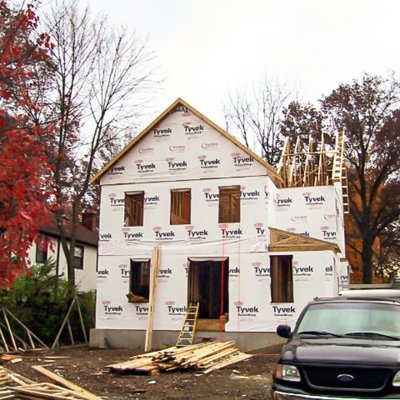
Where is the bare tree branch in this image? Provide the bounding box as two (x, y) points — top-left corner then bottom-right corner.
(43, 0), (158, 285)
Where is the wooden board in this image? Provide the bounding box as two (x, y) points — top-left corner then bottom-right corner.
(31, 367), (101, 400)
(108, 340), (252, 375)
(14, 382), (93, 400)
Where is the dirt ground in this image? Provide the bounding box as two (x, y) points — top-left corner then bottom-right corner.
(2, 345), (280, 400)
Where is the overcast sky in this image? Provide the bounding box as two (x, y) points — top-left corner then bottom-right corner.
(54, 0), (400, 127)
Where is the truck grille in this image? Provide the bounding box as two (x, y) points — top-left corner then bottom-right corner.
(303, 366), (390, 391)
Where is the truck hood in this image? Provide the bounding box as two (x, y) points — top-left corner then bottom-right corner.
(281, 337), (400, 366)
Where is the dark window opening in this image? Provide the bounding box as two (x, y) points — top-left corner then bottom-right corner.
(270, 255), (293, 303)
(129, 259), (151, 301)
(170, 189), (191, 225)
(125, 192), (144, 226)
(36, 241), (48, 264)
(219, 186), (240, 223)
(73, 245), (84, 269)
(188, 259), (229, 319)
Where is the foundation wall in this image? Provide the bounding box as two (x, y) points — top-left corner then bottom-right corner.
(90, 328), (285, 352)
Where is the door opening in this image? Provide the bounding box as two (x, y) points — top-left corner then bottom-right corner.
(188, 259), (229, 320)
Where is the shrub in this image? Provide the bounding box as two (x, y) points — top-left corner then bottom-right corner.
(0, 262), (95, 346)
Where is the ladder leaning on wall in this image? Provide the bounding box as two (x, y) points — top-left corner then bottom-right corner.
(332, 131), (349, 214)
(176, 302), (200, 347)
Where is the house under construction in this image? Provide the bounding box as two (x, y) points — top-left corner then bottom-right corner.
(90, 98), (349, 351)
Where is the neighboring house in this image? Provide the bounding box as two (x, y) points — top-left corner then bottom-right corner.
(28, 212), (98, 292)
(90, 98), (349, 350)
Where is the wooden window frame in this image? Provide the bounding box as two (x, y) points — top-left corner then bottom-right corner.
(270, 255), (294, 303)
(218, 186), (241, 223)
(125, 192), (144, 226)
(170, 189), (191, 225)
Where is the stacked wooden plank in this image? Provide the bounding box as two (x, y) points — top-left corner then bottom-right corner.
(108, 340), (252, 375)
(0, 367), (15, 399)
(0, 368), (12, 387)
(0, 387), (15, 400)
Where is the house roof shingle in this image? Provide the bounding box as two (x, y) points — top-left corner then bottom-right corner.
(40, 214), (98, 247)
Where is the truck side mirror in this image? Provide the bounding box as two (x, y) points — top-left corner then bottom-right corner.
(277, 324), (291, 338)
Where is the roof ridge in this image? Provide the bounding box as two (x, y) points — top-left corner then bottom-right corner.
(90, 98), (281, 185)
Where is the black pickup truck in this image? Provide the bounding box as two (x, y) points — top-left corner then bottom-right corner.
(272, 297), (400, 399)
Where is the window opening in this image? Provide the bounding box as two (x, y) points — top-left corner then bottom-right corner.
(129, 259), (151, 301)
(270, 255), (293, 303)
(219, 186), (240, 223)
(73, 245), (84, 269)
(125, 192), (144, 226)
(36, 240), (48, 264)
(170, 189), (191, 224)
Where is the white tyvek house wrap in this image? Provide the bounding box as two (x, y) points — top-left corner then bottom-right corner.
(98, 176), (269, 257)
(272, 186), (343, 251)
(96, 250), (338, 332)
(96, 104), (344, 333)
(101, 107), (267, 185)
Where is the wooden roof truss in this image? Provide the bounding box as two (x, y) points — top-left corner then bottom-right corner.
(269, 228), (340, 253)
(277, 132), (349, 213)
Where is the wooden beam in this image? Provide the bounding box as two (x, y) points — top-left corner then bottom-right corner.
(76, 297), (88, 344)
(4, 308), (48, 348)
(67, 319), (74, 345)
(31, 365), (101, 400)
(0, 325), (9, 353)
(51, 298), (76, 350)
(2, 309), (17, 351)
(0, 321), (30, 350)
(144, 245), (161, 352)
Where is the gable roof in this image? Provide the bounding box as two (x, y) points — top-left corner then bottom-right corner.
(90, 98), (281, 185)
(269, 228), (340, 253)
(40, 214), (98, 248)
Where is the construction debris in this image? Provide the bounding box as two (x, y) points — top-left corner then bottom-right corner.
(108, 340), (252, 375)
(0, 366), (35, 386)
(13, 382), (97, 400)
(31, 366), (101, 400)
(0, 365), (102, 400)
(0, 355), (22, 364)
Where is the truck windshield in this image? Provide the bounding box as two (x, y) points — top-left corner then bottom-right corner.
(297, 302), (400, 339)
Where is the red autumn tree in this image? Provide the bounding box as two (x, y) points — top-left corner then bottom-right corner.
(0, 1), (55, 287)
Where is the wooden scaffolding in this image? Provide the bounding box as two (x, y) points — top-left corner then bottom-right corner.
(276, 132), (349, 213)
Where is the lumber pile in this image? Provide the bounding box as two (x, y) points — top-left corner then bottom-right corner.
(0, 366), (35, 399)
(0, 365), (102, 400)
(0, 366), (35, 387)
(108, 340), (252, 375)
(13, 383), (97, 400)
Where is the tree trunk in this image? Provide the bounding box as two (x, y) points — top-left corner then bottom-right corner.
(361, 235), (374, 283)
(66, 202), (81, 286)
(56, 201), (80, 287)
